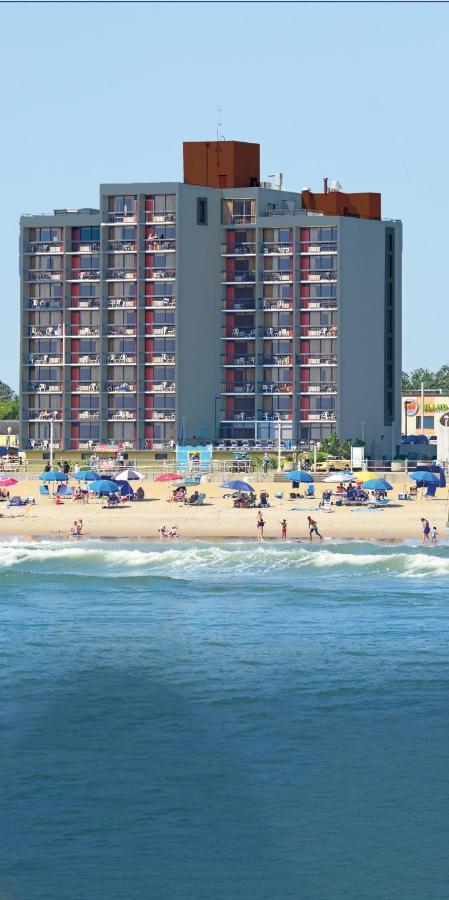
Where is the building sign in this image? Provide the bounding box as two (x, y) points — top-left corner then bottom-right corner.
(404, 399), (419, 416)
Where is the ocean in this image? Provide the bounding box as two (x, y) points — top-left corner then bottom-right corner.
(1, 538), (449, 900)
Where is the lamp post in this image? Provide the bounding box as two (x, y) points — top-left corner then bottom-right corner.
(49, 418), (54, 467)
(214, 396), (221, 441)
(277, 418), (282, 472)
(6, 425), (11, 449)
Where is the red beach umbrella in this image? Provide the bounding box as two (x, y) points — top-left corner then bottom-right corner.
(0, 477), (18, 487)
(154, 472), (182, 482)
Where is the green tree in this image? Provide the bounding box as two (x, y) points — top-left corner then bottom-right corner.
(0, 381), (19, 420)
(402, 366), (449, 392)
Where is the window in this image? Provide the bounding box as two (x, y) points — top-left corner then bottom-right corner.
(197, 198), (208, 225)
(416, 416), (434, 429)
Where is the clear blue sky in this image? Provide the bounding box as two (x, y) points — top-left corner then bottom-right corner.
(1, 1), (447, 390)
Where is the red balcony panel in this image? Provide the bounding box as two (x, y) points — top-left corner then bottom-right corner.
(145, 282), (154, 299)
(301, 228), (309, 242)
(300, 312), (309, 325)
(71, 339), (80, 353)
(72, 367), (80, 381)
(72, 395), (80, 409)
(226, 399), (233, 417)
(71, 311), (81, 326)
(301, 340), (310, 353)
(300, 397), (310, 411)
(300, 368), (309, 383)
(227, 231), (235, 252)
(300, 284), (309, 299)
(72, 256), (81, 271)
(71, 424), (78, 439)
(300, 257), (310, 271)
(145, 395), (154, 411)
(145, 424), (154, 438)
(71, 283), (80, 299)
(145, 310), (154, 324)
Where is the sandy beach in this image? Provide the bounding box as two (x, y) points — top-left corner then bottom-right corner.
(0, 477), (447, 542)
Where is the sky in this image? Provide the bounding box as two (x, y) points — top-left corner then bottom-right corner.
(0, 0), (447, 390)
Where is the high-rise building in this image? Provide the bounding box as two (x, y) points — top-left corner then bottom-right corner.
(20, 140), (402, 459)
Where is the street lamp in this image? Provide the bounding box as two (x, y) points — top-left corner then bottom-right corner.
(214, 396), (221, 441)
(6, 425), (11, 450)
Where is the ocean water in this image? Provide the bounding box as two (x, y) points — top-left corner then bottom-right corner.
(1, 538), (449, 900)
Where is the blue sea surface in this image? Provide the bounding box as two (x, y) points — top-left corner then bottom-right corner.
(1, 538), (449, 900)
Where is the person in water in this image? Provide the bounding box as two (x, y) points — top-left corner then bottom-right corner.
(421, 518), (430, 544)
(430, 525), (438, 545)
(280, 518), (287, 541)
(257, 511), (265, 541)
(307, 516), (322, 542)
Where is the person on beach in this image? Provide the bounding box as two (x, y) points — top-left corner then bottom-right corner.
(158, 525), (168, 538)
(169, 524), (178, 539)
(257, 511), (265, 541)
(281, 518), (287, 541)
(68, 521), (78, 537)
(421, 518), (431, 544)
(76, 520), (83, 535)
(307, 516), (322, 542)
(431, 525), (438, 545)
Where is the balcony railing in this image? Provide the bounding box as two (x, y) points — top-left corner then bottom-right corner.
(77, 327), (100, 337)
(260, 299), (291, 310)
(29, 410), (62, 420)
(222, 214), (256, 225)
(146, 297), (176, 308)
(226, 327), (256, 339)
(29, 440), (61, 450)
(145, 212), (176, 224)
(145, 410), (176, 420)
(28, 354), (62, 365)
(28, 299), (62, 310)
(260, 355), (292, 366)
(25, 242), (63, 253)
(300, 353), (338, 365)
(146, 238), (176, 251)
(71, 410), (100, 420)
(107, 325), (136, 336)
(105, 269), (137, 280)
(69, 242), (101, 253)
(262, 271), (293, 282)
(301, 241), (337, 253)
(26, 382), (63, 393)
(301, 270), (337, 282)
(146, 381), (176, 392)
(257, 411), (292, 421)
(108, 353), (136, 364)
(300, 411), (336, 422)
(259, 382), (293, 393)
(221, 242), (257, 255)
(147, 325), (175, 337)
(302, 383), (337, 394)
(222, 355), (255, 366)
(262, 327), (292, 338)
(262, 242), (293, 254)
(145, 267), (176, 279)
(107, 212), (137, 223)
(107, 298), (136, 308)
(29, 326), (63, 337)
(221, 271), (256, 283)
(108, 410), (136, 421)
(71, 382), (99, 392)
(223, 300), (256, 312)
(108, 241), (137, 252)
(223, 412), (255, 422)
(72, 354), (100, 365)
(25, 270), (63, 282)
(105, 382), (137, 392)
(146, 353), (175, 364)
(305, 300), (337, 310)
(223, 384), (255, 394)
(70, 270), (100, 280)
(301, 326), (338, 337)
(70, 298), (100, 309)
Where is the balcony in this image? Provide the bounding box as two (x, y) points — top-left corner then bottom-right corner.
(301, 326), (338, 338)
(28, 410), (62, 421)
(221, 271), (256, 284)
(223, 412), (255, 422)
(147, 325), (175, 337)
(146, 238), (176, 251)
(107, 298), (136, 309)
(105, 268), (137, 280)
(300, 353), (338, 366)
(29, 326), (63, 337)
(108, 410), (136, 421)
(146, 381), (176, 393)
(262, 327), (292, 338)
(300, 411), (336, 422)
(222, 355), (255, 366)
(145, 410), (176, 420)
(107, 325), (136, 337)
(25, 270), (63, 282)
(146, 297), (176, 309)
(146, 352), (175, 364)
(105, 382), (137, 393)
(260, 355), (292, 366)
(69, 298), (100, 309)
(259, 382), (293, 393)
(262, 271), (293, 282)
(221, 242), (257, 255)
(71, 382), (99, 392)
(305, 299), (337, 310)
(262, 242), (293, 254)
(71, 410), (100, 420)
(259, 299), (291, 311)
(72, 354), (100, 365)
(26, 382), (63, 393)
(301, 270), (337, 282)
(107, 211), (137, 223)
(302, 383), (337, 394)
(29, 439), (61, 450)
(25, 242), (63, 254)
(77, 327), (100, 337)
(145, 212), (176, 224)
(108, 353), (136, 364)
(301, 241), (337, 254)
(108, 241), (137, 252)
(145, 267), (176, 280)
(224, 327), (256, 339)
(223, 384), (255, 394)
(69, 242), (101, 253)
(28, 299), (62, 310)
(222, 213), (256, 225)
(257, 411), (292, 422)
(69, 270), (100, 281)
(28, 354), (62, 365)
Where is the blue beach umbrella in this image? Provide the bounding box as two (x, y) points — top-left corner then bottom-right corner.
(39, 470), (68, 482)
(90, 479), (120, 495)
(362, 478), (393, 491)
(410, 470), (439, 485)
(73, 470), (99, 481)
(113, 480), (134, 498)
(221, 479), (255, 493)
(283, 470), (314, 483)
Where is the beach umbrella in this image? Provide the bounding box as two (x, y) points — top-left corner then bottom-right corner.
(0, 447), (9, 457)
(114, 468), (143, 481)
(154, 472), (182, 482)
(90, 479), (120, 494)
(113, 479), (134, 498)
(39, 470), (68, 481)
(283, 470), (314, 483)
(354, 470), (377, 482)
(362, 478), (393, 491)
(221, 479), (255, 493)
(410, 470), (439, 485)
(73, 470), (99, 481)
(176, 477), (201, 487)
(324, 472), (353, 483)
(0, 477), (18, 487)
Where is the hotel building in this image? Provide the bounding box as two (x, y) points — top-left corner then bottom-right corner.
(20, 140), (402, 458)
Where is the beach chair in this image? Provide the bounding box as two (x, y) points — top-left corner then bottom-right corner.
(306, 484), (315, 498)
(424, 484), (437, 499)
(56, 483), (72, 498)
(275, 491), (284, 499)
(409, 484), (418, 498)
(195, 493), (206, 505)
(39, 485), (50, 497)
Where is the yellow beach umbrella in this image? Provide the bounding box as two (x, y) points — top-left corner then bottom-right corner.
(355, 471), (378, 482)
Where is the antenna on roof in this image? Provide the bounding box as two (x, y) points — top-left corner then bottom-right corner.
(217, 107), (224, 141)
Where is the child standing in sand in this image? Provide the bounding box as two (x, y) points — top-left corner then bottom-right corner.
(280, 518), (287, 541)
